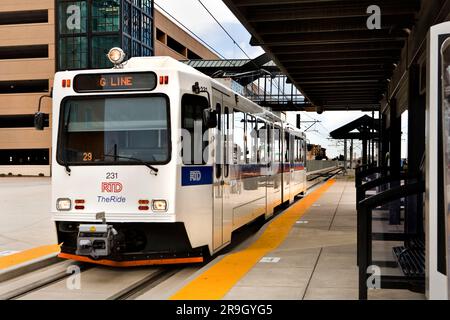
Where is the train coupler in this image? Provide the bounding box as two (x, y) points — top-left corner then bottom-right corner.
(75, 223), (118, 259)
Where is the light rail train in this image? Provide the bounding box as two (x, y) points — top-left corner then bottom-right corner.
(35, 50), (307, 266)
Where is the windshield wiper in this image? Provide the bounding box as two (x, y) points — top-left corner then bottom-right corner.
(103, 154), (159, 175)
(63, 105), (72, 175)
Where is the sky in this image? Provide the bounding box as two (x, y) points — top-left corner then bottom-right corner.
(154, 0), (386, 159)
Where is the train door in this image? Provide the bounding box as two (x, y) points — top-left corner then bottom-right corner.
(212, 90), (232, 251)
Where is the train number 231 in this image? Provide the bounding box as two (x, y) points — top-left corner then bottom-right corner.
(106, 172), (118, 179)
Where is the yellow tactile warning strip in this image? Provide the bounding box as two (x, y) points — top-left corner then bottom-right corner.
(0, 244), (60, 270)
(171, 179), (336, 300)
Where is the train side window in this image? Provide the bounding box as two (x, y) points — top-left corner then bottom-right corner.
(224, 106), (229, 177)
(284, 132), (289, 162)
(274, 126), (281, 163)
(301, 140), (306, 163)
(246, 115), (257, 164)
(257, 119), (266, 163)
(216, 103), (222, 178)
(181, 94), (209, 165)
(267, 123), (272, 162)
(233, 110), (245, 164)
(289, 134), (295, 164)
(251, 117), (258, 164)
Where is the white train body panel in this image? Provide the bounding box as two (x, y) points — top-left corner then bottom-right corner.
(50, 56), (307, 263)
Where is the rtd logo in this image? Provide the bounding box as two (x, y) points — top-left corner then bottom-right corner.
(189, 170), (202, 182)
(101, 182), (123, 193)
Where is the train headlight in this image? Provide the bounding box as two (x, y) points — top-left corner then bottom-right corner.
(152, 200), (167, 212)
(57, 198), (72, 211)
(107, 47), (125, 65)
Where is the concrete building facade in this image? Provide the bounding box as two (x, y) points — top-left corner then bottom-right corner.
(0, 1), (218, 176)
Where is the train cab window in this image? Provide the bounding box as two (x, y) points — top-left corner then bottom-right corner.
(58, 95), (170, 166)
(181, 94), (209, 165)
(233, 110), (245, 165)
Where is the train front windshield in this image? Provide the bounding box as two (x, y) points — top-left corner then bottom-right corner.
(57, 95), (170, 165)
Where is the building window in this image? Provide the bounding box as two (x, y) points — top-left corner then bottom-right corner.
(0, 80), (49, 94)
(123, 1), (131, 34)
(142, 46), (152, 56)
(59, 36), (88, 70)
(91, 0), (120, 32)
(142, 14), (152, 46)
(156, 28), (166, 43)
(0, 10), (48, 25)
(132, 40), (141, 57)
(122, 35), (131, 57)
(0, 149), (50, 166)
(0, 45), (48, 60)
(142, 0), (152, 15)
(92, 35), (121, 68)
(132, 7), (141, 40)
(57, 0), (153, 70)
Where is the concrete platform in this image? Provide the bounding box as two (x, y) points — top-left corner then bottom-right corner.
(0, 177), (55, 254)
(171, 175), (425, 300)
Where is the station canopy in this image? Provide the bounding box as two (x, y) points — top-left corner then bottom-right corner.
(223, 0), (421, 111)
(329, 115), (379, 140)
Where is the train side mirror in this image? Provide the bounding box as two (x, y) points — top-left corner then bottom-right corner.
(203, 109), (218, 128)
(34, 112), (45, 130)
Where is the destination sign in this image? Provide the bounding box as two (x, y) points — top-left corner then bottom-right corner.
(74, 72), (157, 92)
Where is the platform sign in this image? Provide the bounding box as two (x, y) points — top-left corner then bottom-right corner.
(426, 21), (450, 300)
(439, 28), (450, 301)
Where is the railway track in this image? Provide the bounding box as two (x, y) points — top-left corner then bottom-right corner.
(306, 166), (344, 190)
(0, 169), (340, 300)
(0, 259), (183, 300)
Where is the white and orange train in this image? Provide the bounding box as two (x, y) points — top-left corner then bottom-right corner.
(36, 49), (307, 266)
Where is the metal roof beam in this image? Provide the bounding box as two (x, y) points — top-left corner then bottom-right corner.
(270, 41), (405, 54)
(282, 58), (396, 68)
(247, 0), (420, 22)
(254, 15), (415, 35)
(277, 50), (400, 62)
(250, 30), (409, 46)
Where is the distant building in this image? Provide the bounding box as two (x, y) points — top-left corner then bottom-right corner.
(0, 0), (218, 176)
(307, 144), (327, 161)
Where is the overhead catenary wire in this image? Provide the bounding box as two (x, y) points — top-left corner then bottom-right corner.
(196, 0), (253, 61)
(154, 1), (227, 60)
